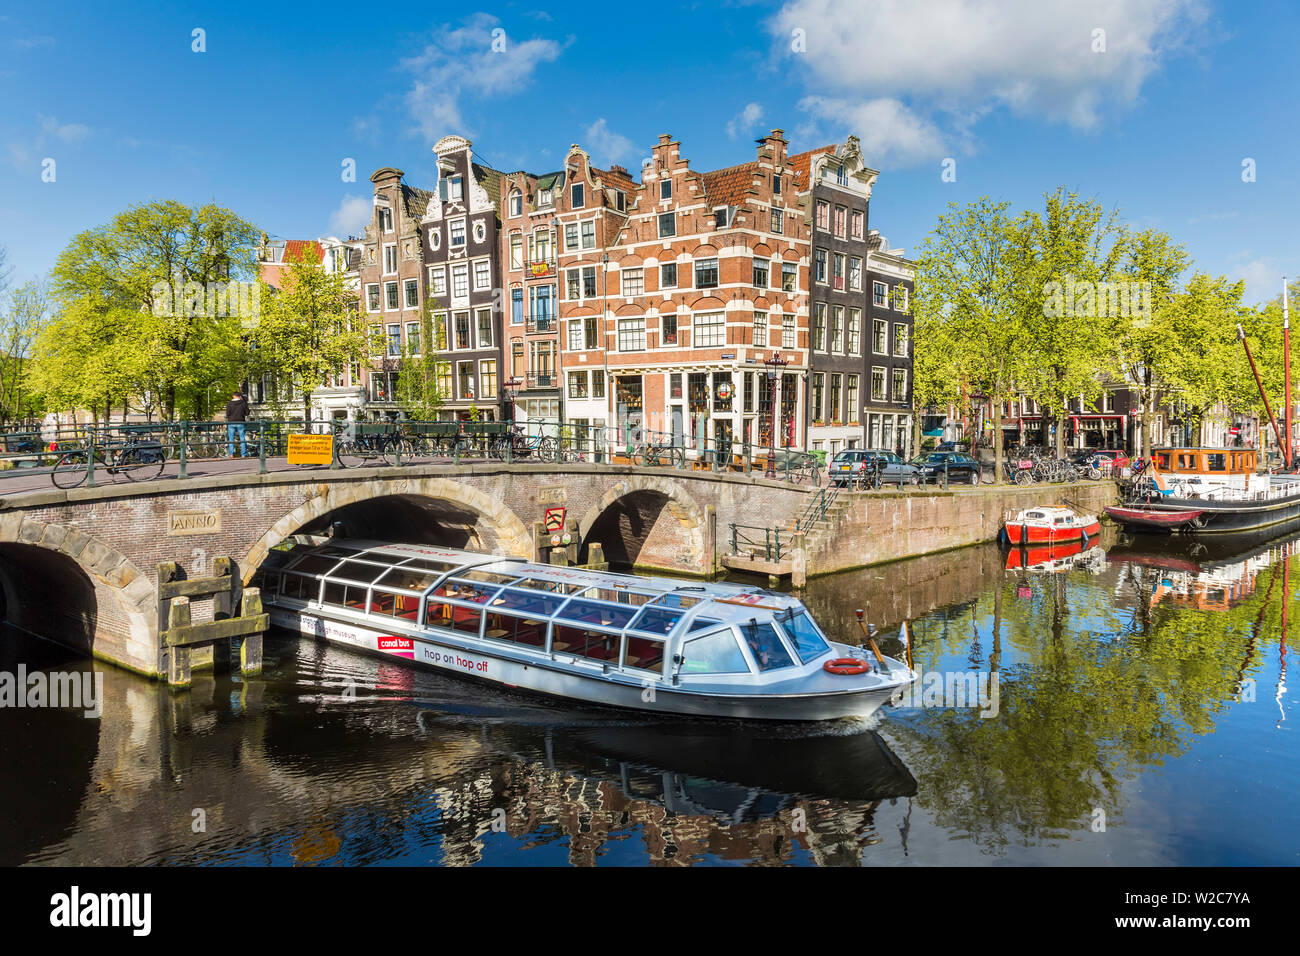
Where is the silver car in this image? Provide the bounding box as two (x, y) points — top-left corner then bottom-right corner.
(829, 449), (920, 487)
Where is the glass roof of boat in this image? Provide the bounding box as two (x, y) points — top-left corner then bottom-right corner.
(272, 538), (810, 634)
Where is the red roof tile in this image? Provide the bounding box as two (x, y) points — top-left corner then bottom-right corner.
(703, 161), (760, 206)
(788, 145), (835, 187)
(283, 240), (324, 264)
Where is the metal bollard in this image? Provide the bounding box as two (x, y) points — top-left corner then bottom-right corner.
(178, 420), (188, 480)
(258, 422), (267, 474)
(84, 432), (96, 488)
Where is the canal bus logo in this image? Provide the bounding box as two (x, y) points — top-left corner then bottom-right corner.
(378, 635), (415, 657)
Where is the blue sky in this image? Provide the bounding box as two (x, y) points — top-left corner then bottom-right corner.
(2, 0), (1297, 304)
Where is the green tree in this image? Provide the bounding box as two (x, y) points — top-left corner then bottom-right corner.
(1017, 189), (1125, 456)
(249, 244), (376, 425)
(913, 198), (1036, 481)
(1112, 229), (1192, 457)
(0, 277), (54, 423)
(38, 200), (260, 420)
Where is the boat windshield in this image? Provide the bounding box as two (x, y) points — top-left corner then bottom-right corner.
(680, 627), (751, 675)
(738, 619), (796, 671)
(777, 610), (831, 663)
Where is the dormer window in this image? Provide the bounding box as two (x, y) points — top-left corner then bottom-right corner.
(440, 174), (463, 202)
(713, 207), (729, 228)
(615, 191), (626, 212)
(538, 187), (553, 206)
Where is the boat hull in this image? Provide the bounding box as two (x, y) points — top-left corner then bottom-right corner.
(268, 606), (913, 722)
(1108, 490), (1300, 534)
(1004, 520), (1100, 545)
(1104, 506), (1205, 530)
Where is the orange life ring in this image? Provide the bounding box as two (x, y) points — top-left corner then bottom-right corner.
(823, 657), (871, 676)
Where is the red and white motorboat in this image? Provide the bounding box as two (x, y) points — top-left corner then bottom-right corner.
(1004, 506), (1101, 545)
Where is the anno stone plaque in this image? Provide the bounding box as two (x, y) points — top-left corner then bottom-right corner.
(538, 487), (567, 505)
(167, 509), (222, 535)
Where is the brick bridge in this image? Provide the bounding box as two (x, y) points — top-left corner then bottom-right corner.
(0, 461), (1116, 678)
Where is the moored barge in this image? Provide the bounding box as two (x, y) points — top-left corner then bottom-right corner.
(257, 539), (916, 721)
(1107, 447), (1300, 534)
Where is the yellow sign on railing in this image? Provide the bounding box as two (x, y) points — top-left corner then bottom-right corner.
(287, 434), (333, 465)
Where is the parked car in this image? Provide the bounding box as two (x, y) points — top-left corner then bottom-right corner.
(829, 449), (920, 486)
(913, 451), (982, 485)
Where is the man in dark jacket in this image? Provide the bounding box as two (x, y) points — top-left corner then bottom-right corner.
(226, 391), (249, 457)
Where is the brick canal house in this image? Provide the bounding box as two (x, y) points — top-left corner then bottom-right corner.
(419, 135), (504, 421)
(865, 230), (915, 455)
(794, 137), (879, 458)
(553, 146), (636, 446)
(357, 167), (435, 419)
(561, 129), (812, 457)
(498, 165), (563, 428)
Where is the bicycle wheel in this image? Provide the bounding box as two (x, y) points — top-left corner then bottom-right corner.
(117, 446), (166, 482)
(1015, 468), (1032, 485)
(537, 436), (559, 463)
(335, 440), (364, 468)
(51, 451), (90, 489)
(488, 437), (506, 461)
(188, 437), (219, 460)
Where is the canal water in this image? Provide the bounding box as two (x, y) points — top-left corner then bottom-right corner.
(2, 526), (1296, 866)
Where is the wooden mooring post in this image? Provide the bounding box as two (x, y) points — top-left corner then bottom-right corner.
(158, 556), (270, 689)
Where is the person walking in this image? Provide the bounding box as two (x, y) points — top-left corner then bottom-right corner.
(225, 391), (249, 457)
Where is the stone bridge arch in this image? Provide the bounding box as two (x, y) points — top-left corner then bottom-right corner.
(0, 514), (156, 672)
(241, 476), (533, 580)
(575, 475), (708, 573)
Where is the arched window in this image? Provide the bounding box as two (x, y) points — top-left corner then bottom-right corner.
(509, 188), (522, 217)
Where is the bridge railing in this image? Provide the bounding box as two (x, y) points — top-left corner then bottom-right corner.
(727, 523), (795, 564)
(0, 416), (831, 487)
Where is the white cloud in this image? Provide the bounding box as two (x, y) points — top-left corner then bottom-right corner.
(328, 195), (373, 238)
(583, 118), (638, 166)
(772, 0), (1209, 165)
(726, 102), (765, 140)
(401, 13), (564, 141)
(7, 113), (90, 170)
(1229, 257), (1288, 307)
(800, 96), (947, 166)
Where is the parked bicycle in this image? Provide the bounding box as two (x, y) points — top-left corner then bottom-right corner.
(632, 440), (686, 468)
(489, 423), (558, 463)
(51, 437), (167, 488)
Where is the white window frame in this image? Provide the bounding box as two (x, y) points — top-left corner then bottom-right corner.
(473, 258), (491, 292)
(382, 243), (397, 275)
(449, 218), (467, 249)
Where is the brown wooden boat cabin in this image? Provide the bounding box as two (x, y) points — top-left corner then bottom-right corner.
(1150, 447), (1258, 476)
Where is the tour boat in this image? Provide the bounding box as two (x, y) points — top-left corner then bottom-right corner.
(1003, 506), (1101, 545)
(257, 538), (916, 722)
(1107, 446), (1300, 534)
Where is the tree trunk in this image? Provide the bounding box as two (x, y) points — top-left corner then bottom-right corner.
(303, 392), (312, 432)
(993, 400), (1004, 483)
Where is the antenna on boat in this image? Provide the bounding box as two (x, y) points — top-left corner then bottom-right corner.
(1238, 323), (1289, 467)
(855, 609), (887, 669)
(1285, 276), (1293, 471)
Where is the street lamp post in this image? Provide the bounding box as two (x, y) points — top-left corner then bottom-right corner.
(503, 377), (522, 428)
(765, 352), (788, 479)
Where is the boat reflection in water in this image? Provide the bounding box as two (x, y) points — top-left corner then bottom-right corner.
(414, 708), (918, 865)
(1004, 536), (1105, 574)
(1109, 520), (1300, 612)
